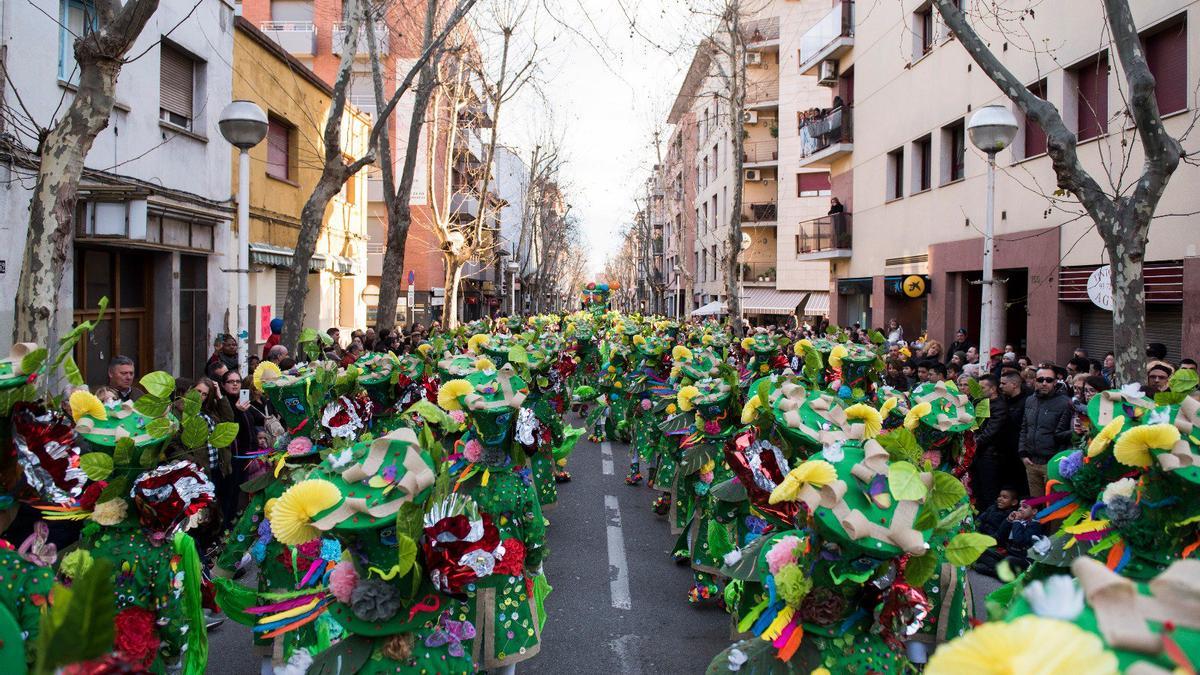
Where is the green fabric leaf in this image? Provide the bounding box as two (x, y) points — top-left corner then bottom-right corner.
(720, 534), (771, 581)
(113, 438), (134, 465)
(134, 394), (168, 418)
(395, 533), (418, 577)
(508, 344), (528, 365)
(868, 329), (886, 345)
(298, 328), (319, 344)
(877, 427), (923, 465)
(99, 477), (129, 503)
(934, 502), (972, 534)
(146, 416), (175, 439)
(1156, 391), (1188, 406)
(967, 377), (984, 401)
(1170, 367), (1199, 393)
(710, 477), (748, 503)
(974, 397), (991, 422)
(405, 399), (449, 427)
(946, 532), (996, 566)
(79, 453), (113, 481)
(756, 379), (770, 407)
(396, 501), (424, 542)
(62, 355), (83, 387)
(307, 635), (374, 675)
(706, 520), (733, 559)
(139, 443), (163, 467)
(887, 461), (928, 501)
(20, 347), (48, 376)
(927, 471), (967, 511)
(913, 504), (938, 531)
(207, 422), (239, 449)
(182, 390), (202, 417)
(139, 371), (176, 400)
(35, 558), (115, 675)
(182, 415), (210, 450)
(905, 552), (939, 587)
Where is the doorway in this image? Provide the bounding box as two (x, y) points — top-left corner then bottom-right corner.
(73, 247), (154, 387)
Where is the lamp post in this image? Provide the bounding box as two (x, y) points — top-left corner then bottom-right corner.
(507, 261), (520, 316)
(219, 101), (268, 374)
(967, 104), (1018, 364)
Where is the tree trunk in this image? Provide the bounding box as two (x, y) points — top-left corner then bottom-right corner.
(725, 15), (746, 337)
(442, 259), (464, 326)
(12, 0), (160, 344)
(1108, 227), (1148, 385)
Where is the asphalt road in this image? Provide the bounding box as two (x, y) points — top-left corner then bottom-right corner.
(205, 420), (1001, 673)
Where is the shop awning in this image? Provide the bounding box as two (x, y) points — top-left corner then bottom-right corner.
(691, 300), (727, 316)
(249, 243), (326, 273)
(743, 288), (807, 315)
(800, 291), (830, 317)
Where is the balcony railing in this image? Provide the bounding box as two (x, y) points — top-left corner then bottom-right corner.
(742, 201), (777, 223)
(796, 213), (852, 255)
(743, 140), (778, 164)
(799, 106), (853, 157)
(746, 80), (780, 105)
(259, 21), (317, 56)
(743, 16), (780, 44)
(800, 1), (854, 65)
(332, 22), (389, 56)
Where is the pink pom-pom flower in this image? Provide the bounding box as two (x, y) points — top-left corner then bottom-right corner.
(765, 535), (802, 575)
(449, 410), (467, 424)
(286, 437), (313, 456)
(464, 439), (483, 463)
(328, 560), (358, 603)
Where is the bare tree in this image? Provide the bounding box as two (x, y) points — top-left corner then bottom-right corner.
(11, 0), (160, 345)
(934, 0), (1185, 384)
(281, 0), (479, 349)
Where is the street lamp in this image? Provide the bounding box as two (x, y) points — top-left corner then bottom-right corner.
(507, 261), (520, 316)
(219, 100), (268, 374)
(967, 104), (1018, 364)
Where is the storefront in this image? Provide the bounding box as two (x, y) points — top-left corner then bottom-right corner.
(836, 277), (873, 328)
(1060, 262), (1185, 361)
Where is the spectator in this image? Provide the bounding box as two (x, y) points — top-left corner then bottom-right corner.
(1021, 366), (1038, 389)
(266, 345), (289, 365)
(205, 359), (228, 382)
(1073, 347), (1088, 360)
(1001, 499), (1044, 572)
(928, 362), (948, 383)
(971, 488), (1020, 577)
(923, 340), (945, 363)
(1180, 358), (1197, 372)
(1066, 356), (1091, 377)
(1101, 352), (1116, 384)
(262, 318), (284, 360)
(947, 362), (961, 382)
(900, 361), (917, 390)
(885, 317), (903, 345)
(1083, 375), (1107, 400)
(341, 342), (365, 367)
(1146, 360), (1174, 393)
(325, 328), (344, 361)
(247, 354), (261, 376)
(972, 374), (1011, 508)
(1019, 366), (1074, 497)
(216, 370), (265, 527)
(209, 334), (239, 373)
(883, 360), (907, 390)
(278, 357), (297, 371)
(93, 386), (119, 404)
(965, 346), (980, 365)
(106, 355), (144, 402)
(827, 197), (845, 215)
(1146, 342), (1168, 360)
(946, 328), (974, 365)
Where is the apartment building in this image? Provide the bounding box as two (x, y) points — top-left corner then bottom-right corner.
(662, 115), (698, 318)
(803, 0), (1199, 361)
(241, 0), (496, 325)
(664, 0), (839, 322)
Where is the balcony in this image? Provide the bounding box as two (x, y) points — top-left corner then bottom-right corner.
(451, 193), (481, 220)
(799, 1), (855, 74)
(368, 176), (386, 202)
(740, 262), (777, 284)
(743, 16), (780, 49)
(259, 21), (317, 56)
(332, 22), (389, 56)
(746, 80), (779, 108)
(796, 213), (852, 260)
(741, 201), (777, 225)
(798, 106), (853, 166)
(743, 139), (778, 166)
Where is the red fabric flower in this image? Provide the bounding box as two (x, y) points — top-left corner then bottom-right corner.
(113, 606), (161, 670)
(78, 481), (107, 511)
(493, 538), (526, 576)
(421, 513), (502, 596)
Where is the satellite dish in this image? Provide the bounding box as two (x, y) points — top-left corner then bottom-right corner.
(740, 232), (752, 251)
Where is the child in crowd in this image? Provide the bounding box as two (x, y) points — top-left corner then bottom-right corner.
(93, 385), (118, 403)
(971, 488), (1019, 577)
(973, 495), (1043, 577)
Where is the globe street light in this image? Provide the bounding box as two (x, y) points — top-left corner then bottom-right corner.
(219, 101), (269, 374)
(967, 104), (1018, 365)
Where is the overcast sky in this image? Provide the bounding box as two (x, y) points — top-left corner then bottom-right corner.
(484, 0), (706, 273)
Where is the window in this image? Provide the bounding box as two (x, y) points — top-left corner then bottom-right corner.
(797, 172), (831, 197)
(887, 147), (905, 200)
(1142, 15), (1187, 115)
(914, 3), (934, 58)
(1023, 80), (1048, 158)
(701, 202), (708, 235)
(913, 135), (932, 192)
(711, 244), (718, 279)
(266, 117), (293, 181)
(342, 166), (358, 205)
(1072, 52), (1108, 141)
(941, 119), (965, 182)
(58, 0), (95, 83)
(160, 42), (196, 130)
(700, 249), (707, 282)
(713, 143), (719, 176)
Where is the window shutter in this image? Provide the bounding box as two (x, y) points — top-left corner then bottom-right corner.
(160, 44), (194, 120)
(1144, 17), (1187, 115)
(1024, 80), (1048, 157)
(267, 119), (290, 180)
(797, 172), (831, 195)
(275, 269), (291, 317)
(1075, 53), (1108, 140)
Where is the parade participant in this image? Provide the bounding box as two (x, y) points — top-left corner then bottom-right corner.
(624, 333), (671, 486)
(739, 332), (788, 384)
(515, 340), (584, 510)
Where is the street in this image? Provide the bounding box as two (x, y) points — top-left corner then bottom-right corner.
(208, 417), (1000, 673)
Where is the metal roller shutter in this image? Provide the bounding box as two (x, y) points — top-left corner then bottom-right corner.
(159, 44), (194, 120)
(274, 270), (291, 319)
(1080, 305), (1182, 362)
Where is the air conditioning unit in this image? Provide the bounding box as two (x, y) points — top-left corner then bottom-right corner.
(744, 169), (762, 181)
(818, 59), (839, 86)
(746, 52), (763, 66)
(743, 110), (759, 124)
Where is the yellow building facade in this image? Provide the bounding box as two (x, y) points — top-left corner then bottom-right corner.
(232, 17), (370, 354)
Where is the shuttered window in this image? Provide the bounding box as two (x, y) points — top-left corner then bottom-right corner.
(1024, 79), (1048, 158)
(1073, 52), (1108, 141)
(1143, 15), (1187, 116)
(797, 172), (831, 197)
(159, 43), (195, 129)
(267, 117), (291, 181)
(274, 270), (291, 318)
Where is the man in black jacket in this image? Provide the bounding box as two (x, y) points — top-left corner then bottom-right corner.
(946, 328), (974, 365)
(970, 374), (1009, 508)
(1019, 366), (1073, 497)
(999, 371), (1031, 494)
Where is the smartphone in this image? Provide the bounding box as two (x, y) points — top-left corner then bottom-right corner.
(239, 389), (250, 406)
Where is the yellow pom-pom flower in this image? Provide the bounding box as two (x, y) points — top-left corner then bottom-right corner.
(69, 390), (107, 422)
(416, 343), (432, 356)
(253, 361), (282, 390)
(1086, 417), (1126, 458)
(467, 334), (490, 354)
(741, 396), (766, 424)
(880, 397), (899, 417)
(269, 480), (343, 545)
(926, 615), (1118, 675)
(770, 460), (838, 504)
(677, 385), (700, 412)
(904, 401), (933, 430)
(792, 339), (812, 356)
(702, 334), (714, 345)
(828, 344), (848, 369)
(633, 334), (647, 346)
(666, 403), (678, 415)
(474, 357), (496, 372)
(1113, 423), (1180, 468)
(672, 345), (693, 362)
(844, 403), (883, 439)
(741, 337), (755, 352)
(437, 379), (475, 411)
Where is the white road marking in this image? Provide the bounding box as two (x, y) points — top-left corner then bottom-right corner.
(604, 494), (632, 610)
(608, 634), (643, 675)
(601, 441), (614, 475)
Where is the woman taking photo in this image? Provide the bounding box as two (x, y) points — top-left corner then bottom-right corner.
(217, 370), (265, 527)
